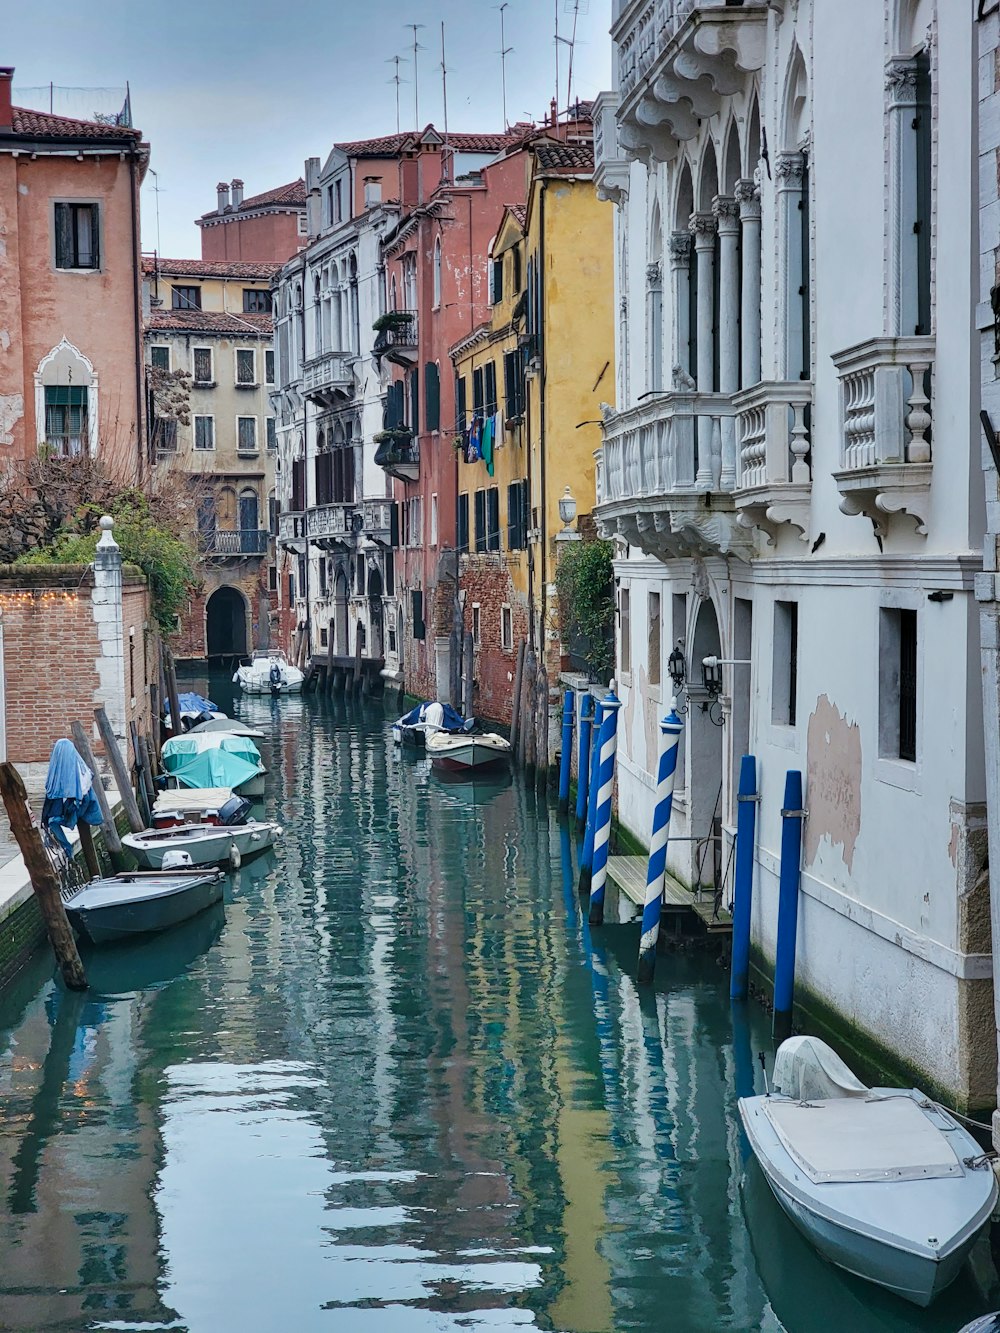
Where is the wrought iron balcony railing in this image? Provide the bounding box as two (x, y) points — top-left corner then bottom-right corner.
(200, 528), (269, 556)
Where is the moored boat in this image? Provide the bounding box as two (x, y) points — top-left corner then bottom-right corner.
(233, 650), (304, 695)
(160, 732), (267, 798)
(738, 1036), (998, 1307)
(63, 868), (225, 945)
(123, 818), (283, 870)
(151, 789), (251, 829)
(391, 700), (470, 748)
(426, 729), (512, 773)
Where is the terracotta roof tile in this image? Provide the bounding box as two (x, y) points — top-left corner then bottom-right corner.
(143, 257), (282, 279)
(533, 141), (594, 172)
(334, 127), (513, 157)
(148, 309), (273, 336)
(9, 105), (142, 140)
(198, 179), (306, 221)
(508, 204), (527, 229)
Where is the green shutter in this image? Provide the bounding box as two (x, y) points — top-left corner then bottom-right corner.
(425, 362), (440, 433)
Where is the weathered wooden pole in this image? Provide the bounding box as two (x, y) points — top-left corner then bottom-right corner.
(325, 629), (336, 696)
(463, 631), (475, 719)
(0, 762), (88, 991)
(510, 639), (526, 757)
(77, 822), (101, 881)
(131, 722), (155, 808)
(94, 708), (143, 834)
(535, 666), (550, 795)
(70, 722), (125, 871)
(354, 632), (363, 696)
(149, 684), (161, 760)
(162, 644), (183, 742)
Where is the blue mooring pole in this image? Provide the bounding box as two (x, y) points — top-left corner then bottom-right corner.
(588, 688), (621, 926)
(557, 690), (575, 815)
(773, 769), (805, 1045)
(729, 754), (758, 1002)
(575, 693), (594, 830)
(578, 699), (604, 895)
(637, 704), (683, 984)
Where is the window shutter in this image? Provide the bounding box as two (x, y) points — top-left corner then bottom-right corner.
(484, 362), (497, 415)
(457, 493), (469, 552)
(487, 488), (500, 552)
(389, 501), (400, 548)
(425, 361), (440, 432)
(473, 367), (484, 414)
(474, 490), (486, 553)
(409, 368), (419, 434)
(456, 375), (467, 430)
(504, 353), (516, 419)
(412, 589), (425, 640)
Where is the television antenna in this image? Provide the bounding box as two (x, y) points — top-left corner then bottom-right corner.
(386, 55), (408, 134)
(560, 0), (589, 120)
(497, 3), (514, 130)
(406, 23), (426, 127)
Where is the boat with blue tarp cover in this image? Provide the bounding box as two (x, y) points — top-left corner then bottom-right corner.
(160, 733), (266, 798)
(391, 700), (472, 748)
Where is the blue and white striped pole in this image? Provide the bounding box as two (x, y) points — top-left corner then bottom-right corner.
(637, 703), (683, 984)
(557, 689), (575, 815)
(578, 699), (604, 895)
(773, 770), (805, 1045)
(588, 686), (621, 926)
(575, 693), (594, 830)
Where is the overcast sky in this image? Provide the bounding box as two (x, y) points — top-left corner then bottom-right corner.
(7, 0), (613, 258)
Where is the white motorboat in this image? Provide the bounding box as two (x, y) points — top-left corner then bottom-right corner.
(151, 789), (251, 829)
(233, 650), (304, 695)
(739, 1036), (997, 1307)
(123, 818), (283, 870)
(391, 700), (471, 748)
(426, 729), (512, 773)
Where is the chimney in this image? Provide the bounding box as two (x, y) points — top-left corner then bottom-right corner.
(0, 68), (14, 133)
(216, 180), (230, 212)
(231, 178), (244, 207)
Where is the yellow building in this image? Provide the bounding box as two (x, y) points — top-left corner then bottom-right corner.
(451, 129), (615, 725)
(144, 257), (279, 662)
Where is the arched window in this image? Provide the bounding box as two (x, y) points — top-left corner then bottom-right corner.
(433, 236), (442, 309)
(239, 488), (259, 548)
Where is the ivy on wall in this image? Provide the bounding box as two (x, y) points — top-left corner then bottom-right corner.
(555, 538), (615, 683)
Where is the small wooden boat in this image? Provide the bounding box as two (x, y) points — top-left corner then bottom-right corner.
(63, 869), (224, 945)
(739, 1036), (998, 1307)
(391, 700), (470, 749)
(151, 787), (247, 828)
(426, 729), (512, 773)
(233, 650), (304, 695)
(123, 818), (283, 870)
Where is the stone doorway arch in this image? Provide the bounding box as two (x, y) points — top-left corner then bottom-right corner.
(206, 585), (249, 659)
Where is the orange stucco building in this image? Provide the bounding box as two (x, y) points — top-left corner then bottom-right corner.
(0, 67), (149, 484)
(196, 178), (306, 264)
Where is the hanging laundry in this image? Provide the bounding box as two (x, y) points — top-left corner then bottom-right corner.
(482, 414), (494, 477)
(467, 416), (483, 463)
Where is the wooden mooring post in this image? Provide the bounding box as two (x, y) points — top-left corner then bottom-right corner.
(162, 645), (183, 745)
(94, 708), (144, 835)
(70, 721), (125, 872)
(509, 639), (526, 755)
(0, 762), (87, 991)
(534, 665), (549, 795)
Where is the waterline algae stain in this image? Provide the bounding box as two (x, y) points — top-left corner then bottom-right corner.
(0, 680), (994, 1331)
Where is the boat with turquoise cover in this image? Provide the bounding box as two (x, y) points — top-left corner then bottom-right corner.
(160, 732), (266, 797)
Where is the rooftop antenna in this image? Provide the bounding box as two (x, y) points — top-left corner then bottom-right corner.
(563, 0), (589, 121)
(497, 3), (513, 130)
(147, 167), (162, 260)
(554, 0), (560, 128)
(386, 55), (408, 134)
(440, 21), (451, 179)
(406, 23), (426, 127)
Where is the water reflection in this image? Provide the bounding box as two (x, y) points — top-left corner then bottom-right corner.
(0, 685), (995, 1330)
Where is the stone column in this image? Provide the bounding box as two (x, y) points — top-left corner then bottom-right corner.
(646, 261), (664, 394)
(776, 153), (806, 381)
(689, 212), (717, 489)
(886, 60), (920, 337)
(736, 177), (762, 388)
(668, 231), (692, 379)
(714, 195), (740, 490)
(91, 515), (128, 756)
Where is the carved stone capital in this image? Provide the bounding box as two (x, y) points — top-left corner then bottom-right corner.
(712, 194), (740, 234)
(646, 260), (663, 287)
(668, 231), (692, 265)
(775, 152), (805, 187)
(734, 177), (761, 222)
(885, 59), (919, 100)
(689, 211), (717, 246)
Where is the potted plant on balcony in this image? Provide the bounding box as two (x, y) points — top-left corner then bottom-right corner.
(372, 311), (414, 334)
(373, 426), (413, 467)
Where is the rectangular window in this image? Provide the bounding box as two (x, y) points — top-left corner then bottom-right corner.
(54, 201), (100, 270)
(44, 385), (88, 455)
(171, 285), (201, 310)
(320, 626), (328, 647)
(484, 361), (497, 416)
(648, 591), (661, 686)
(265, 349), (275, 384)
(472, 603), (481, 648)
(407, 496), (422, 546)
(430, 493), (438, 546)
(455, 374), (468, 430)
(193, 347), (213, 384)
(457, 493), (469, 553)
(266, 418), (277, 450)
(772, 600), (798, 726)
(152, 417), (178, 452)
(268, 564), (278, 593)
(504, 349), (524, 420)
(237, 416), (258, 453)
(194, 415), (215, 450)
(319, 559), (329, 597)
(424, 361), (440, 433)
(491, 257), (504, 304)
(236, 349), (257, 385)
(268, 494), (278, 535)
(412, 589), (425, 640)
(500, 604), (513, 652)
(150, 345), (170, 372)
(507, 479), (528, 549)
(472, 366), (484, 415)
(620, 586), (631, 675)
(879, 607), (918, 762)
(486, 487), (500, 552)
(334, 179), (343, 223)
(288, 572), (296, 604)
(243, 288), (272, 313)
(474, 489), (487, 553)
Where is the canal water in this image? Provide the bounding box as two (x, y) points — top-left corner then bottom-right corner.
(0, 682), (997, 1332)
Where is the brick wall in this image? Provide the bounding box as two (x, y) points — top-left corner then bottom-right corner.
(173, 561), (270, 663)
(459, 555), (529, 726)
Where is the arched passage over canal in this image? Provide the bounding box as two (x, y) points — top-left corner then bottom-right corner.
(0, 680), (994, 1331)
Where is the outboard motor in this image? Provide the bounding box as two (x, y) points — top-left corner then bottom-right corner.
(194, 709), (216, 728)
(269, 660), (283, 695)
(218, 795), (253, 827)
(162, 849), (194, 870)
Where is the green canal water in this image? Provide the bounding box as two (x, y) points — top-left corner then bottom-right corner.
(0, 683), (997, 1331)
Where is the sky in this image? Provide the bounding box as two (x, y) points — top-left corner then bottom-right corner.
(6, 0), (613, 259)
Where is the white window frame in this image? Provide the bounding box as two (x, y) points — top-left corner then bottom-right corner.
(407, 496), (422, 547)
(500, 603), (513, 652)
(235, 347), (257, 387)
(619, 583), (632, 684)
(149, 345), (171, 372)
(472, 602), (481, 649)
(297, 211), (307, 235)
(192, 346), (214, 385)
(265, 348), (275, 384)
(236, 416), (258, 454)
(52, 199), (101, 272)
(193, 414), (216, 451)
(430, 492), (439, 546)
(266, 417), (277, 450)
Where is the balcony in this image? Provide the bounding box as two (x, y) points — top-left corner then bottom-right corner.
(200, 528), (268, 557)
(373, 311), (418, 368)
(278, 511), (307, 552)
(732, 381), (812, 545)
(302, 351), (353, 407)
(614, 0), (768, 164)
(362, 499), (398, 546)
(373, 429), (419, 483)
(595, 392), (751, 558)
(831, 336), (934, 538)
(593, 90), (630, 204)
(307, 502), (359, 549)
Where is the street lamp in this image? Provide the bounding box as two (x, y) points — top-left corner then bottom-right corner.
(667, 641), (686, 691)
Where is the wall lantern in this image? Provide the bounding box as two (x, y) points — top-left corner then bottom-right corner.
(667, 641), (686, 691)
